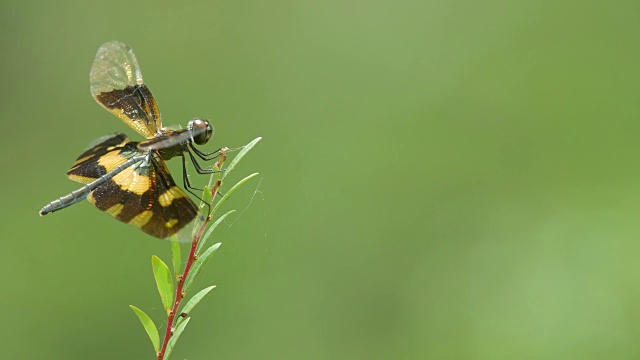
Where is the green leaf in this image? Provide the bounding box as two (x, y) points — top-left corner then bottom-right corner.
(198, 184), (214, 217)
(211, 172), (259, 216)
(184, 243), (221, 292)
(176, 285), (216, 328)
(190, 184), (214, 239)
(164, 317), (190, 360)
(151, 256), (174, 312)
(170, 237), (181, 278)
(202, 184), (213, 212)
(180, 285), (216, 320)
(129, 305), (160, 353)
(222, 136), (262, 181)
(197, 210), (236, 253)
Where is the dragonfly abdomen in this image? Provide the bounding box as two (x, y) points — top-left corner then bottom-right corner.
(39, 155), (147, 216)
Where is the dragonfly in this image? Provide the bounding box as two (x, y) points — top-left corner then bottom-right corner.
(39, 41), (218, 239)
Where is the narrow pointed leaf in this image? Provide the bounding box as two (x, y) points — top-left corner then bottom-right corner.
(181, 286), (216, 318)
(164, 317), (191, 360)
(191, 185), (213, 238)
(129, 305), (160, 353)
(171, 237), (181, 278)
(198, 184), (213, 218)
(175, 285), (216, 328)
(151, 256), (174, 312)
(211, 172), (259, 216)
(197, 210), (236, 253)
(184, 243), (222, 292)
(202, 184), (213, 210)
(222, 137), (261, 181)
(203, 184), (213, 212)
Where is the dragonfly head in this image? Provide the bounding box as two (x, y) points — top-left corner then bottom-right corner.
(188, 118), (214, 145)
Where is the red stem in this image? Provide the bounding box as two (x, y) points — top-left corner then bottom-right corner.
(157, 184), (220, 360)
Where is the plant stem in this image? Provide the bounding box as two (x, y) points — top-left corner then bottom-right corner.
(156, 153), (225, 360)
(157, 230), (200, 359)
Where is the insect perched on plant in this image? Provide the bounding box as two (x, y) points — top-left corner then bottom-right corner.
(39, 41), (219, 239)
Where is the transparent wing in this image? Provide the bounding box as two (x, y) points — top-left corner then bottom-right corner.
(90, 41), (162, 138)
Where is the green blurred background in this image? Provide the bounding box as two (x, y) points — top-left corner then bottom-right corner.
(2, 0), (640, 359)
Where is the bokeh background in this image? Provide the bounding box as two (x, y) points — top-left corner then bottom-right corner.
(2, 0), (640, 359)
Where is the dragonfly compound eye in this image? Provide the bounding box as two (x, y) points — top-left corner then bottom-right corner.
(189, 118), (213, 145)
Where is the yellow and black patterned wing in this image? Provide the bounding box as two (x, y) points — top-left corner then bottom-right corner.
(90, 41), (162, 139)
(86, 153), (199, 239)
(67, 133), (134, 184)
